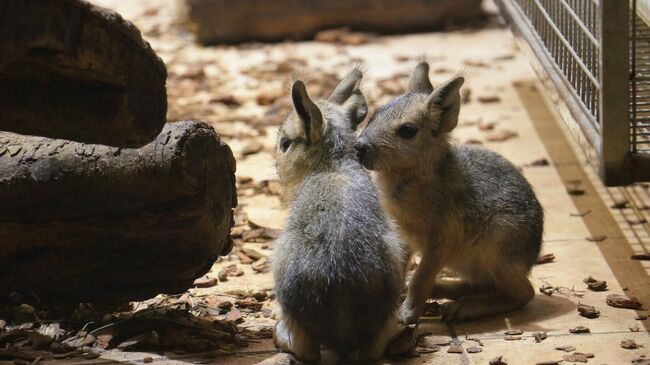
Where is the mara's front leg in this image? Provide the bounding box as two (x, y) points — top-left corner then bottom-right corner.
(399, 251), (443, 324)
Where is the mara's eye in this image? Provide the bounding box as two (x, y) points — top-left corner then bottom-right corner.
(279, 137), (292, 152)
(397, 124), (419, 139)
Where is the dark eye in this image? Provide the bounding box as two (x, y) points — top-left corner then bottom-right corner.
(279, 137), (292, 152)
(397, 124), (418, 139)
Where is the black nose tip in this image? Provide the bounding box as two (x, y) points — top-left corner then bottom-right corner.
(354, 142), (369, 159)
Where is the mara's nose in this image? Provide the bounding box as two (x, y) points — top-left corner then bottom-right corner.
(354, 141), (369, 159)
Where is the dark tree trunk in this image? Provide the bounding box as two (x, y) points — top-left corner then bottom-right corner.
(0, 0), (167, 147)
(182, 0), (484, 45)
(0, 121), (237, 304)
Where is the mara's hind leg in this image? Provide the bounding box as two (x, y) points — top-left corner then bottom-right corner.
(357, 317), (400, 363)
(274, 317), (320, 363)
(440, 264), (535, 322)
(432, 277), (495, 300)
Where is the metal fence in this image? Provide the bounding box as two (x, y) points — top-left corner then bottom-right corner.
(496, 0), (650, 186)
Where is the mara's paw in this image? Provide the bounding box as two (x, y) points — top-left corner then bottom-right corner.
(440, 299), (481, 323)
(273, 320), (291, 352)
(398, 302), (421, 325)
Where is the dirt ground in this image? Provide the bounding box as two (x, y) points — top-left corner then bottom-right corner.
(20, 0), (648, 363)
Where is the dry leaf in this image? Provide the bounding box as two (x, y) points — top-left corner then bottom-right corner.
(569, 326), (590, 334)
(536, 253), (555, 265)
(621, 339), (639, 349)
(577, 303), (600, 319)
(606, 294), (643, 309)
(583, 276), (607, 291)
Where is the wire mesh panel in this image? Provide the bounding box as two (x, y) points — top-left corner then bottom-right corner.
(496, 0), (650, 185)
(631, 10), (650, 154)
(509, 0), (601, 130)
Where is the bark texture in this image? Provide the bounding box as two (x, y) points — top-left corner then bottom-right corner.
(0, 121), (237, 303)
(0, 0), (167, 147)
(183, 0), (484, 44)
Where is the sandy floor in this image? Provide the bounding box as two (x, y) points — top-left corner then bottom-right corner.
(86, 1), (650, 364)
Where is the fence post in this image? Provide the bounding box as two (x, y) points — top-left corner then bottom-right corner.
(599, 0), (631, 185)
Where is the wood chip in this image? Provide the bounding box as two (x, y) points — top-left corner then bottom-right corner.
(193, 275), (218, 288)
(635, 314), (648, 320)
(251, 257), (270, 273)
(486, 130), (518, 142)
(569, 326), (590, 334)
(632, 358), (650, 365)
(563, 353), (588, 363)
(611, 199), (629, 209)
(536, 253), (555, 265)
(235, 299), (263, 311)
(464, 138), (483, 145)
(466, 346), (482, 354)
(566, 187), (586, 196)
(314, 27), (371, 45)
(225, 264), (244, 277)
(224, 307), (244, 324)
(143, 357), (153, 363)
(577, 303), (600, 318)
(583, 276), (607, 291)
(242, 228), (266, 242)
(478, 95), (501, 103)
(539, 284), (555, 296)
(555, 345), (576, 352)
(210, 94), (240, 106)
(585, 235), (607, 242)
(489, 356), (508, 365)
(528, 158), (550, 166)
(606, 294), (643, 309)
(621, 339), (639, 349)
(236, 251), (254, 264)
(504, 335), (522, 341)
(534, 332), (548, 342)
(504, 329), (523, 336)
(478, 121), (496, 131)
(631, 253), (650, 261)
(240, 247), (266, 260)
(447, 344), (463, 353)
(535, 361), (560, 365)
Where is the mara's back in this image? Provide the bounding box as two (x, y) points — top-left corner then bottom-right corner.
(274, 162), (402, 352)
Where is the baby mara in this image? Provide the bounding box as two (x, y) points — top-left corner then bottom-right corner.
(273, 69), (405, 363)
(356, 61), (543, 324)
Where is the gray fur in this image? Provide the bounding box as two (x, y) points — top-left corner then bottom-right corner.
(273, 70), (405, 362)
(355, 61), (543, 323)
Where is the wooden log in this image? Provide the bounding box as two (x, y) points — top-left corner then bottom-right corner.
(182, 0), (484, 45)
(0, 121), (237, 303)
(0, 0), (167, 147)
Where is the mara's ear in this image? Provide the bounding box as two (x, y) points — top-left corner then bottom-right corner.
(328, 69), (368, 130)
(425, 76), (464, 133)
(406, 61), (434, 94)
(292, 80), (323, 144)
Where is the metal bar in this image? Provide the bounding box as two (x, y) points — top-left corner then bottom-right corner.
(558, 0), (600, 48)
(632, 0), (638, 153)
(599, 0), (631, 185)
